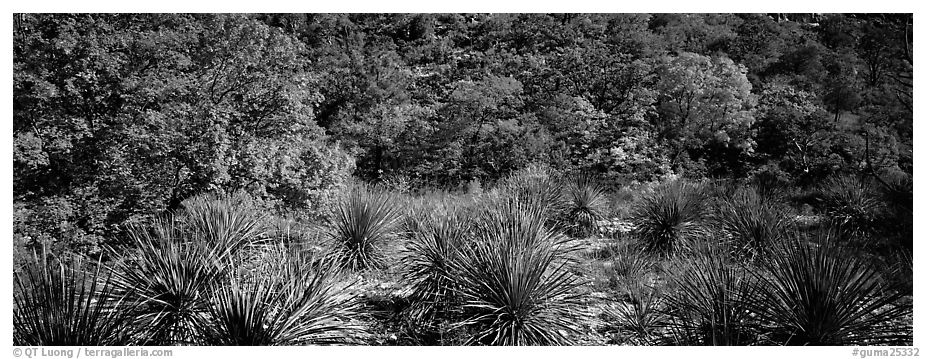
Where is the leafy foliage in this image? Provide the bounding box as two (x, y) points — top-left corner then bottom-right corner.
(13, 14), (353, 256)
(753, 81), (837, 181)
(14, 14), (913, 256)
(654, 52), (757, 176)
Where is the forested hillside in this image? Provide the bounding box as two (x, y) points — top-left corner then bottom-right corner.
(12, 13), (914, 347)
(13, 13), (912, 257)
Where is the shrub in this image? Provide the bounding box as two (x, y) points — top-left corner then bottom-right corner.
(754, 232), (912, 345)
(400, 205), (472, 322)
(563, 174), (610, 237)
(447, 198), (584, 345)
(245, 137), (356, 221)
(14, 254), (137, 345)
(205, 245), (362, 345)
(13, 196), (111, 258)
(381, 173), (412, 194)
(661, 246), (761, 345)
(713, 187), (792, 258)
(326, 186), (402, 271)
(631, 181), (710, 254)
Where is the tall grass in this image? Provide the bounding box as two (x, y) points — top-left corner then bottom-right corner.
(447, 198), (584, 345)
(14, 253), (137, 345)
(662, 246), (761, 345)
(327, 187), (402, 271)
(754, 232), (912, 345)
(205, 245), (362, 345)
(631, 181), (710, 254)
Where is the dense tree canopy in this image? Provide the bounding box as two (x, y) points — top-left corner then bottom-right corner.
(13, 13), (913, 255)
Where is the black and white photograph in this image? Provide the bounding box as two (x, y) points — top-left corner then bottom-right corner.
(8, 9), (917, 352)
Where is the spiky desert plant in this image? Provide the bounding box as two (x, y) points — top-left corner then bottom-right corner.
(714, 187), (792, 258)
(631, 181), (709, 255)
(400, 205), (472, 321)
(480, 195), (579, 257)
(447, 198), (584, 345)
(610, 280), (667, 343)
(498, 164), (568, 222)
(111, 218), (233, 345)
(662, 246), (761, 345)
(816, 175), (883, 235)
(748, 170), (790, 204)
(608, 241), (655, 281)
(563, 174), (610, 237)
(14, 253), (137, 345)
(327, 186), (402, 271)
(205, 245), (362, 345)
(754, 232), (912, 345)
(876, 172), (913, 249)
(880, 247), (913, 296)
(180, 191), (268, 253)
